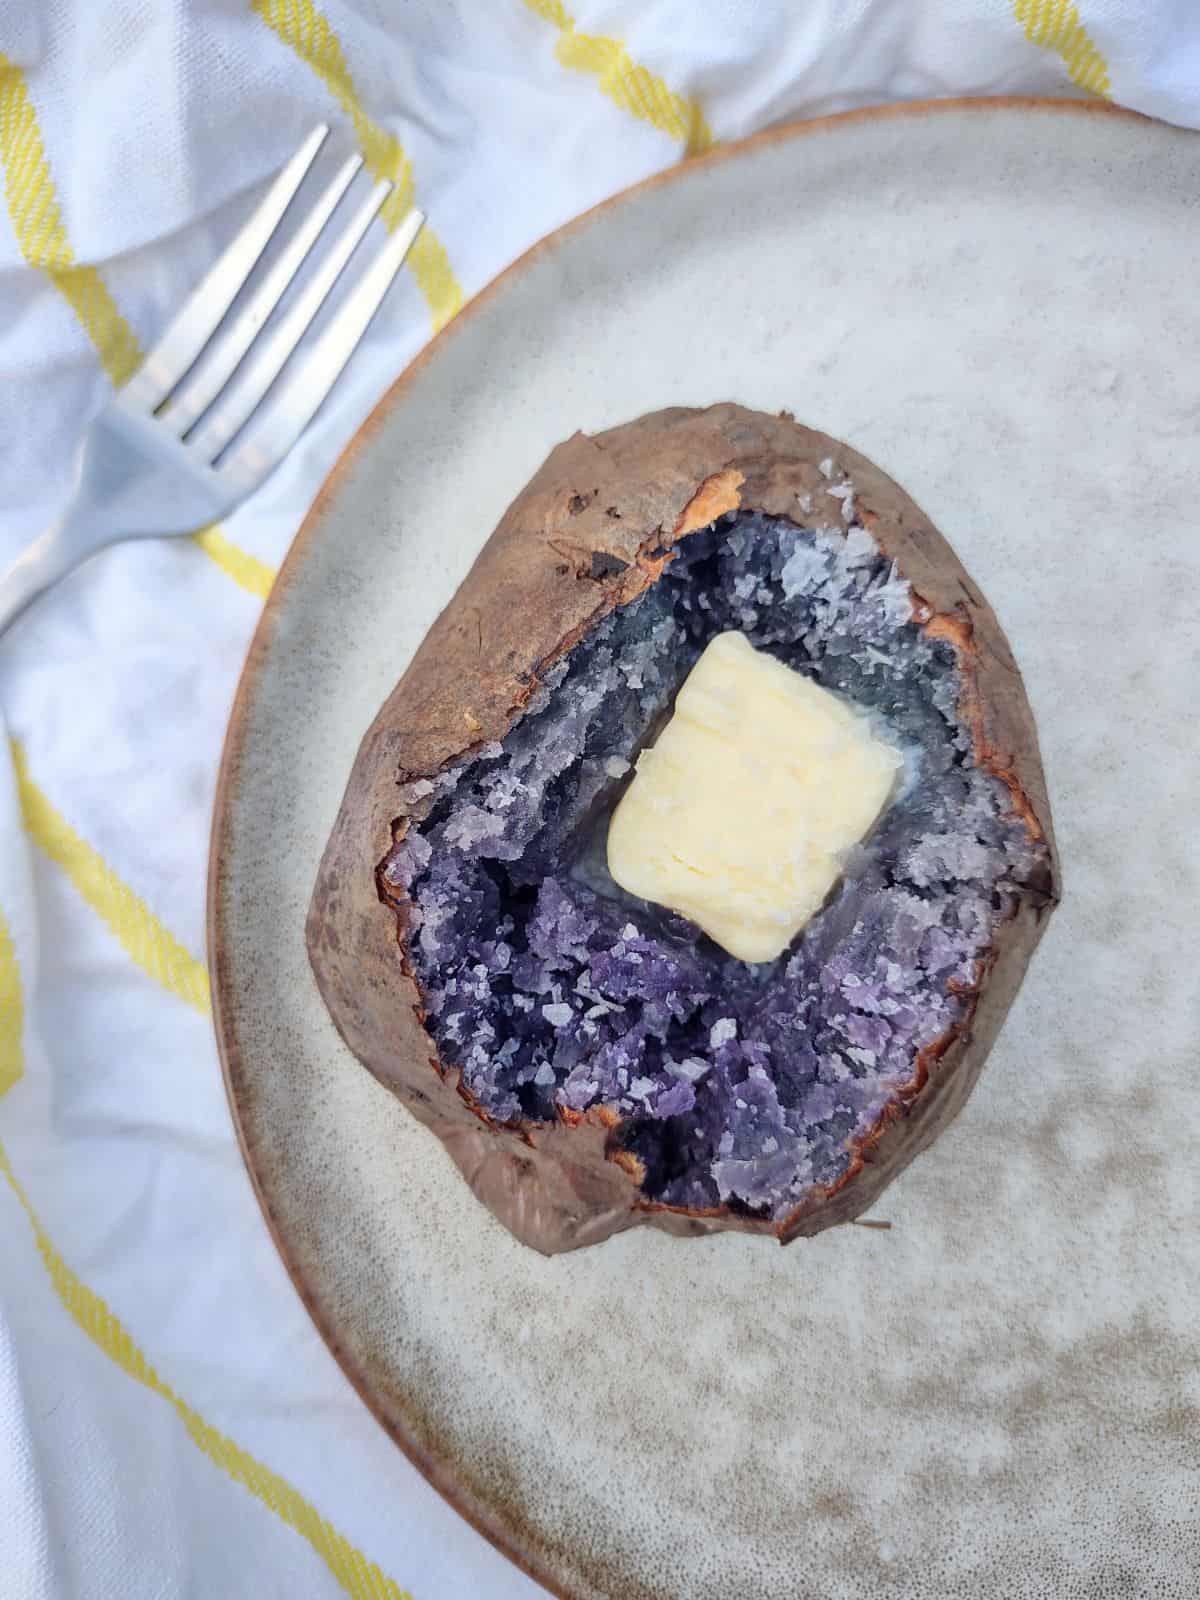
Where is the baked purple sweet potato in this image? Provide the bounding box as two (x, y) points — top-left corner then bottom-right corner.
(308, 404), (1058, 1254)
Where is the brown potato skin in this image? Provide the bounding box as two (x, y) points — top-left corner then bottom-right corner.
(307, 405), (1060, 1254)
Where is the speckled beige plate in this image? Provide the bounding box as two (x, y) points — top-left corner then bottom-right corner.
(210, 101), (1200, 1599)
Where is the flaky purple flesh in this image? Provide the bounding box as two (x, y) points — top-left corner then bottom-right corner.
(380, 510), (1043, 1220)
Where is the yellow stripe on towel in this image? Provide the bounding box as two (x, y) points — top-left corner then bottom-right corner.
(0, 910), (21, 1097)
(10, 738), (211, 1015)
(1011, 0), (1111, 97)
(522, 1), (713, 155)
(0, 52), (143, 385)
(193, 525), (277, 600)
(252, 0), (464, 331)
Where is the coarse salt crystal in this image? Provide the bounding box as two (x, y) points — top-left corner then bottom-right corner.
(399, 778), (435, 803)
(669, 1057), (711, 1083)
(542, 1002), (573, 1026)
(710, 1018), (737, 1048)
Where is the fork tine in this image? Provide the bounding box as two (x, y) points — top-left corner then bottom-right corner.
(187, 177), (393, 464)
(221, 208), (424, 495)
(121, 124), (329, 413)
(160, 151), (363, 437)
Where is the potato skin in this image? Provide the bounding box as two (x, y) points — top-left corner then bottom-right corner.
(307, 405), (1059, 1254)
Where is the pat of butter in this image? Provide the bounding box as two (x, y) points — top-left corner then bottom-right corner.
(606, 631), (901, 963)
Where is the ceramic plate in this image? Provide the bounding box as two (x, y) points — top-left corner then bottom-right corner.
(210, 101), (1200, 1599)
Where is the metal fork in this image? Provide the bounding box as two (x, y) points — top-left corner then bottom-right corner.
(0, 124), (424, 635)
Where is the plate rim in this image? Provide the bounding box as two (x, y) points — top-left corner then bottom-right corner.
(207, 94), (1145, 1600)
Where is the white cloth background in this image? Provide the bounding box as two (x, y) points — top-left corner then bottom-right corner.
(0, 4), (1196, 1596)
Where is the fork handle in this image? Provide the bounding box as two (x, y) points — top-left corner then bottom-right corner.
(0, 507), (105, 638)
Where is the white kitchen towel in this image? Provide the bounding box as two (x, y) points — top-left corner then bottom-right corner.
(0, 4), (1196, 1596)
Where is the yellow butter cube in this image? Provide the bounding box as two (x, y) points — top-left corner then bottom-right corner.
(606, 632), (901, 963)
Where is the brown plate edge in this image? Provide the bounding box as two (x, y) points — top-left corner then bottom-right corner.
(207, 94), (1147, 1600)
